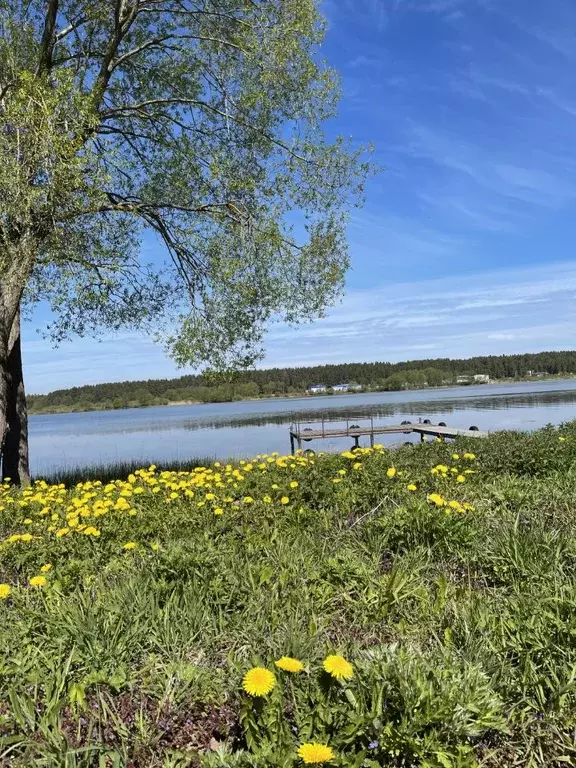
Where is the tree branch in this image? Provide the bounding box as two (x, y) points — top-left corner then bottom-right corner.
(91, 0), (139, 109)
(110, 33), (246, 71)
(100, 96), (312, 165)
(37, 0), (60, 74)
(55, 14), (88, 42)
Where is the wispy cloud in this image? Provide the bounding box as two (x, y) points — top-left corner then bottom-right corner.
(27, 262), (576, 391)
(260, 261), (576, 368)
(405, 123), (576, 213)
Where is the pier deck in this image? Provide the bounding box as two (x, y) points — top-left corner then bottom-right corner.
(289, 419), (487, 453)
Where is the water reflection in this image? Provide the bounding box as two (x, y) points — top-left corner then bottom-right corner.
(175, 388), (576, 431)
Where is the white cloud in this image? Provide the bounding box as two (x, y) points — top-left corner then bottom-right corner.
(406, 123), (576, 211)
(259, 261), (576, 368)
(24, 262), (576, 392)
(487, 333), (517, 341)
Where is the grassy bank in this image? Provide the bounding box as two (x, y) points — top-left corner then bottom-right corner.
(34, 458), (219, 487)
(2, 426), (576, 766)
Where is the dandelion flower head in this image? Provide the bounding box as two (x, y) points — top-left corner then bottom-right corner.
(297, 743), (335, 764)
(242, 667), (276, 696)
(275, 656), (304, 673)
(323, 654), (353, 681)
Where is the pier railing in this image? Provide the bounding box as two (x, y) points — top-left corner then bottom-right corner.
(288, 417), (485, 454)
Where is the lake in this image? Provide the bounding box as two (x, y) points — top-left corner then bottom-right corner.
(29, 379), (576, 475)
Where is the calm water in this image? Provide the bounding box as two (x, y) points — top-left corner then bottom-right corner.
(29, 379), (576, 475)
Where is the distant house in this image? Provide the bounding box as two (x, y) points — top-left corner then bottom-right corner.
(331, 383), (363, 393)
(457, 374), (490, 385)
(308, 384), (327, 394)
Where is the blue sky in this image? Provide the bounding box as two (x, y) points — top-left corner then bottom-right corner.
(25, 0), (576, 392)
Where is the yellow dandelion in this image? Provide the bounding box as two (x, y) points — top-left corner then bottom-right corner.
(40, 563), (52, 573)
(0, 584), (11, 599)
(243, 496), (254, 504)
(290, 481), (299, 488)
(122, 541), (138, 550)
(55, 527), (70, 537)
(281, 496), (290, 505)
(29, 575), (47, 588)
(214, 507), (224, 515)
(323, 654), (353, 681)
(428, 493), (446, 507)
(456, 475), (466, 483)
(151, 543), (160, 551)
(242, 667), (276, 696)
(407, 484), (417, 492)
(386, 467), (397, 478)
(463, 452), (476, 460)
(297, 743), (335, 764)
(263, 495), (272, 503)
(275, 656), (304, 673)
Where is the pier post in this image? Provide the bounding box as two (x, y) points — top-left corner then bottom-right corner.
(290, 433), (295, 456)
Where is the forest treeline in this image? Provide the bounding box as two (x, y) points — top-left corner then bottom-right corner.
(27, 350), (576, 414)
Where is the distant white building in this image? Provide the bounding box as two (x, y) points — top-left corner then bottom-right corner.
(457, 374), (490, 384)
(332, 383), (363, 393)
(308, 384), (327, 394)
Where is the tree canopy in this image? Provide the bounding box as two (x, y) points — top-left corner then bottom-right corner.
(0, 0), (372, 482)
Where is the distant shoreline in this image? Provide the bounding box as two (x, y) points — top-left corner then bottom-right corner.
(28, 373), (576, 417)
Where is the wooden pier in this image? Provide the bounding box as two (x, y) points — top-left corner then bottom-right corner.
(289, 417), (487, 454)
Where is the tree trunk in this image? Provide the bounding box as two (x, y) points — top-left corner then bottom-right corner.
(0, 335), (8, 467)
(0, 229), (37, 486)
(2, 307), (30, 485)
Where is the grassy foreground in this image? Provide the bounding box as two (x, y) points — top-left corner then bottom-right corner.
(2, 427), (576, 766)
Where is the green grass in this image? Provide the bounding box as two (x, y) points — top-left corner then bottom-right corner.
(2, 424), (576, 766)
